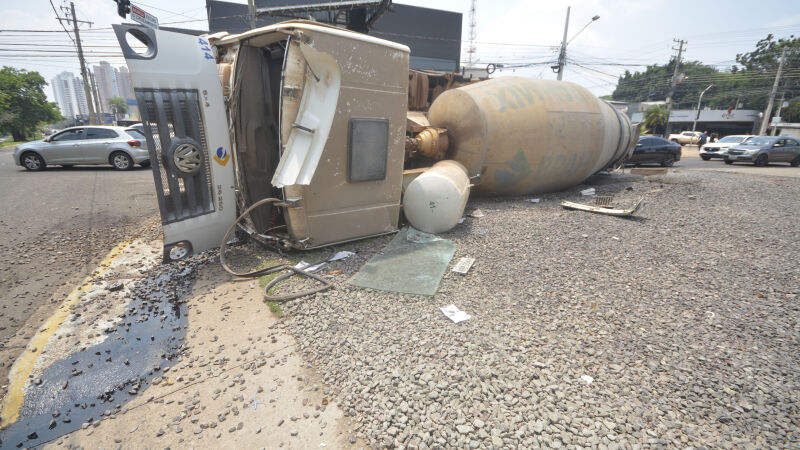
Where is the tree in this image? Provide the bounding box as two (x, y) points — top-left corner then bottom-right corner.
(107, 96), (128, 122)
(611, 34), (800, 112)
(643, 105), (669, 135)
(781, 96), (800, 123)
(0, 67), (61, 141)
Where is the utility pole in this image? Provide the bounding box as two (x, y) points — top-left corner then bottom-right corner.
(89, 69), (103, 118)
(759, 47), (787, 136)
(248, 0), (256, 29)
(663, 38), (686, 136)
(771, 90), (787, 135)
(69, 2), (98, 125)
(556, 6), (570, 81)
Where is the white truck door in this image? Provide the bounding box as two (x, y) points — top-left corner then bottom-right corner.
(113, 24), (235, 262)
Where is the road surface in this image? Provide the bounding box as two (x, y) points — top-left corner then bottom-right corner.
(676, 145), (800, 178)
(0, 146), (159, 387)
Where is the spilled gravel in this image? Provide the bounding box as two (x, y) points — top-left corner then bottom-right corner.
(1, 244), (214, 448)
(273, 170), (800, 449)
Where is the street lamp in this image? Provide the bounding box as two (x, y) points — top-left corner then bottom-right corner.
(554, 8), (600, 80)
(692, 84), (714, 132)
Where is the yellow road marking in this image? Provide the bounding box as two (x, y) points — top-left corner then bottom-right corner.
(0, 241), (131, 428)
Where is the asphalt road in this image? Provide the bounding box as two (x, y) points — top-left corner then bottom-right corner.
(676, 145), (800, 178)
(0, 146), (159, 387)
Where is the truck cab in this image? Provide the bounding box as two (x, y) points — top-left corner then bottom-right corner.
(115, 21), (409, 261)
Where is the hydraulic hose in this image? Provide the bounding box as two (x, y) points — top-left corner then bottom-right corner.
(219, 197), (333, 301)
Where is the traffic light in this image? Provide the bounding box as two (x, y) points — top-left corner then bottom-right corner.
(116, 0), (131, 18)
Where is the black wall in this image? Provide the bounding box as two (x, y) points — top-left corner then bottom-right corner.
(206, 0), (461, 71)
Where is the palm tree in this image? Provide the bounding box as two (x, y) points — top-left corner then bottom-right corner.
(643, 105), (669, 135)
(107, 96), (128, 124)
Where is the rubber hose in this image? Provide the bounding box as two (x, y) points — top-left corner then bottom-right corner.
(263, 265), (333, 302)
(219, 197), (284, 277)
(219, 197), (334, 301)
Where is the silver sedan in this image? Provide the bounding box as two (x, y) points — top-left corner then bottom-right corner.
(13, 126), (150, 171)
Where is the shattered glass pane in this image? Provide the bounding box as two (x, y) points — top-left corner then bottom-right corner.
(349, 227), (455, 296)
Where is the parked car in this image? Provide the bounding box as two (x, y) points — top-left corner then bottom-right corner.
(13, 126), (149, 171)
(668, 131), (703, 145)
(724, 136), (800, 166)
(699, 135), (753, 160)
(625, 136), (682, 167)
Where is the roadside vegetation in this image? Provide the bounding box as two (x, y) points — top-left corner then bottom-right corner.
(612, 34), (800, 114)
(0, 67), (62, 142)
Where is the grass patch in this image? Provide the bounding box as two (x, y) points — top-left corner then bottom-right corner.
(0, 140), (27, 148)
(265, 300), (284, 318)
(255, 257), (298, 318)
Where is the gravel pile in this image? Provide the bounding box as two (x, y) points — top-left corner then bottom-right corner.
(276, 170), (800, 449)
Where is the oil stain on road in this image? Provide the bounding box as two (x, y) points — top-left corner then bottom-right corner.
(0, 259), (211, 448)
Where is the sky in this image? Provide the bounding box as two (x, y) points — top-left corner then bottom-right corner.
(2, 0), (799, 102)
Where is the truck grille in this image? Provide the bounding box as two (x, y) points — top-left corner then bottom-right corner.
(135, 89), (215, 224)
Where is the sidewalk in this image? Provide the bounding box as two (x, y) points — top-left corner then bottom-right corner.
(51, 264), (358, 449)
(0, 238), (359, 449)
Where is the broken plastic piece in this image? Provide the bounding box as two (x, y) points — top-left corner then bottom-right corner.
(271, 43), (341, 188)
(328, 251), (354, 262)
(561, 197), (644, 217)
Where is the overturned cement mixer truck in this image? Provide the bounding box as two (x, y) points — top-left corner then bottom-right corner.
(115, 20), (637, 260)
(403, 76), (638, 233)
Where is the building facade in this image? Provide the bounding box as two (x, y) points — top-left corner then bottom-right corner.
(93, 61), (119, 112)
(630, 107), (760, 136)
(51, 71), (89, 120)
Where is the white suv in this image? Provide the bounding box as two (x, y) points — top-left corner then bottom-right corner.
(699, 135), (753, 161)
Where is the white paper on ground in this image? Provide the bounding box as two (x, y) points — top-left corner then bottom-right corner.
(452, 257), (475, 274)
(469, 209), (485, 218)
(440, 304), (471, 323)
(457, 217), (465, 224)
(328, 251), (354, 262)
(526, 198), (541, 203)
(581, 188), (596, 196)
(580, 375), (594, 385)
(294, 261), (326, 273)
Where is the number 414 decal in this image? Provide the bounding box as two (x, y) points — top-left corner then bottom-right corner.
(198, 38), (214, 60)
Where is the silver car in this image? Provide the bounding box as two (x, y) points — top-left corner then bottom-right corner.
(724, 136), (800, 166)
(13, 126), (150, 171)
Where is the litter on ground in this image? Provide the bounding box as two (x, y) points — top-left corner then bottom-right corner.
(440, 304), (471, 323)
(561, 197), (645, 217)
(452, 257), (475, 274)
